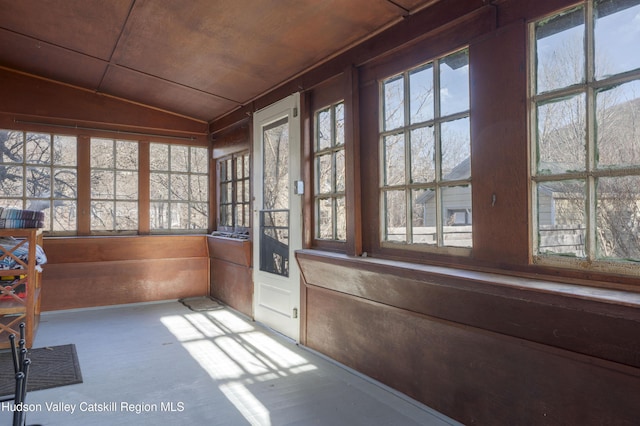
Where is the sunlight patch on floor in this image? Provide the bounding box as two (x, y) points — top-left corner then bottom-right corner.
(160, 307), (319, 426)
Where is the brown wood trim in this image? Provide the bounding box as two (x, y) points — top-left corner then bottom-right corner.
(345, 65), (362, 256)
(77, 135), (91, 235)
(301, 90), (313, 249)
(296, 249), (640, 369)
(138, 140), (151, 234)
(470, 20), (529, 265)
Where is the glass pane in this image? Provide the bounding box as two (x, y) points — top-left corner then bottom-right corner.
(91, 201), (114, 230)
(221, 204), (232, 227)
(410, 126), (435, 183)
(596, 176), (640, 261)
(150, 144), (169, 171)
(0, 199), (22, 209)
(91, 170), (114, 198)
(441, 117), (471, 180)
(317, 153), (332, 194)
(335, 103), (345, 146)
(191, 175), (208, 202)
(336, 196), (346, 241)
(53, 135), (77, 167)
(262, 118), (289, 210)
(191, 147), (208, 173)
(243, 179), (250, 203)
(410, 63), (434, 124)
(220, 158), (229, 181)
(537, 94), (586, 174)
(0, 166), (23, 197)
(116, 140), (138, 170)
(170, 174), (189, 201)
(26, 167), (50, 197)
(243, 203), (250, 228)
(384, 190), (406, 242)
(150, 173), (169, 200)
(243, 155), (250, 178)
(150, 202), (169, 229)
(317, 198), (333, 239)
(25, 133), (51, 164)
(384, 133), (405, 186)
(0, 130), (23, 163)
(383, 75), (404, 131)
(596, 79), (640, 168)
(235, 155), (243, 180)
(115, 170), (138, 200)
(52, 202), (76, 232)
(536, 180), (586, 257)
(442, 184), (472, 248)
(260, 210), (289, 276)
(440, 50), (470, 116)
(171, 145), (189, 172)
(595, 0), (640, 79)
(190, 203), (208, 229)
(53, 168), (77, 198)
(535, 6), (585, 94)
(171, 202), (190, 229)
(412, 188), (436, 245)
(91, 138), (113, 168)
(115, 201), (138, 230)
(317, 108), (332, 150)
(335, 150), (345, 192)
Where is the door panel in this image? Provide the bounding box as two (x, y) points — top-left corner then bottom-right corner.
(253, 93), (301, 341)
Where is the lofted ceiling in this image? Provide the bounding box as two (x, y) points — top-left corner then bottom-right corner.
(0, 0), (439, 123)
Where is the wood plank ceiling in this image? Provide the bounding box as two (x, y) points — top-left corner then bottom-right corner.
(0, 0), (439, 123)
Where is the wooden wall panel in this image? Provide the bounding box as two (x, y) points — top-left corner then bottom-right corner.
(297, 251), (640, 368)
(210, 259), (253, 318)
(208, 236), (253, 317)
(0, 68), (208, 141)
(305, 286), (640, 425)
(41, 258), (208, 311)
(44, 236), (208, 263)
(41, 236), (210, 311)
(297, 250), (640, 425)
(470, 21), (530, 265)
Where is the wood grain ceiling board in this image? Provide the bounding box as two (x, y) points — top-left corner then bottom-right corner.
(100, 65), (238, 121)
(0, 0), (443, 122)
(0, 29), (107, 89)
(111, 0), (405, 103)
(0, 0), (132, 60)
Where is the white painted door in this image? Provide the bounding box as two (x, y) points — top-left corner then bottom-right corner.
(252, 93), (302, 341)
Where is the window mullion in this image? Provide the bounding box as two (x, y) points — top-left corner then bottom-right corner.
(404, 72), (413, 244)
(433, 59), (444, 247)
(585, 0), (596, 261)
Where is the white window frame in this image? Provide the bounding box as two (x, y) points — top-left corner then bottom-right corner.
(529, 0), (640, 276)
(379, 48), (472, 254)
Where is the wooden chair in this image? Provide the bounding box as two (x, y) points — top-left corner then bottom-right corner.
(7, 323), (40, 426)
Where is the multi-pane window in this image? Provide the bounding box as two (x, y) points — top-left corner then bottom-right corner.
(0, 130), (77, 233)
(150, 143), (208, 231)
(531, 0), (640, 268)
(90, 138), (138, 232)
(218, 151), (250, 233)
(380, 48), (471, 249)
(314, 102), (346, 241)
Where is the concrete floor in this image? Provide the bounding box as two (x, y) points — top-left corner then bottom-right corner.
(0, 300), (461, 425)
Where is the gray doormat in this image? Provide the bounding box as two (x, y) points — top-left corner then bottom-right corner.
(0, 344), (83, 397)
(179, 296), (223, 312)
